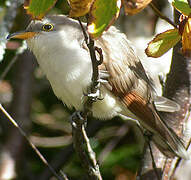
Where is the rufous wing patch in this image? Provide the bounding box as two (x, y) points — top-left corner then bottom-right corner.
(122, 91), (158, 131)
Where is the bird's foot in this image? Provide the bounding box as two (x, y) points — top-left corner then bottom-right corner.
(87, 88), (102, 101)
(70, 111), (87, 128)
(84, 82), (104, 101)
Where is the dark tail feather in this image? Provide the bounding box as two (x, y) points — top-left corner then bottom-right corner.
(151, 111), (189, 159)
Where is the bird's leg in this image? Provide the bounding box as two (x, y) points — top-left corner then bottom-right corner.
(85, 46), (104, 101)
(84, 83), (102, 101)
(136, 126), (161, 180)
(70, 111), (87, 128)
(146, 136), (161, 180)
(84, 69), (108, 102)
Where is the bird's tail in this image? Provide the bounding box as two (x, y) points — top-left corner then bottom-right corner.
(122, 92), (188, 159)
(149, 110), (189, 159)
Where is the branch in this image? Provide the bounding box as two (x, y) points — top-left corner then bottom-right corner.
(149, 2), (177, 28)
(39, 120), (103, 180)
(0, 42), (27, 81)
(98, 122), (129, 164)
(71, 114), (102, 180)
(0, 51), (68, 180)
(0, 104), (68, 180)
(140, 10), (191, 180)
(161, 46), (191, 179)
(69, 19), (103, 179)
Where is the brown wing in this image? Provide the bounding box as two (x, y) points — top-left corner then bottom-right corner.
(95, 28), (188, 159)
(96, 27), (155, 120)
(96, 27), (174, 136)
(90, 25), (189, 158)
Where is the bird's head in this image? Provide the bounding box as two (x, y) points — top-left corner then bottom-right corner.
(7, 15), (84, 57)
(7, 15), (80, 41)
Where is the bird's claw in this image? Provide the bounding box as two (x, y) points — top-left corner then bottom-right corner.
(85, 86), (104, 101)
(70, 111), (87, 128)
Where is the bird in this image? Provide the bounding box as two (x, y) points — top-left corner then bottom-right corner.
(7, 15), (189, 159)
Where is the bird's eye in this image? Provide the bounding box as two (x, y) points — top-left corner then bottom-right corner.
(42, 23), (54, 31)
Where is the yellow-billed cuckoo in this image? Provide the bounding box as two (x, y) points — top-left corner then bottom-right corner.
(7, 15), (189, 159)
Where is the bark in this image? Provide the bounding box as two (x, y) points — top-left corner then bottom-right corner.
(139, 11), (191, 180)
(0, 50), (35, 179)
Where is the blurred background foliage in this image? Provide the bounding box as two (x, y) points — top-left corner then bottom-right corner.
(0, 0), (169, 179)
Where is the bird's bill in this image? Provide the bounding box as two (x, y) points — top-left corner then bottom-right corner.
(7, 31), (37, 40)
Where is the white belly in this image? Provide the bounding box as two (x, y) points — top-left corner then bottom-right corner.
(27, 32), (136, 120)
(42, 57), (124, 119)
(44, 57), (124, 119)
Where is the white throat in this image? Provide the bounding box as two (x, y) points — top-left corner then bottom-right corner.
(27, 29), (92, 109)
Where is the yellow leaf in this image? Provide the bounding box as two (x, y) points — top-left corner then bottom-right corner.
(182, 17), (191, 56)
(145, 29), (181, 58)
(68, 0), (94, 17)
(122, 0), (152, 15)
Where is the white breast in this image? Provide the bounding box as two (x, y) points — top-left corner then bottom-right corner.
(27, 30), (124, 119)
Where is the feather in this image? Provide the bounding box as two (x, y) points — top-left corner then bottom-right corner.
(154, 96), (180, 112)
(97, 27), (188, 158)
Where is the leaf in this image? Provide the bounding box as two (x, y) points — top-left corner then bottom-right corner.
(182, 17), (191, 56)
(122, 0), (152, 15)
(171, 0), (191, 16)
(24, 0), (57, 19)
(55, 0), (70, 15)
(145, 29), (181, 58)
(102, 144), (140, 171)
(68, 0), (94, 17)
(88, 0), (121, 39)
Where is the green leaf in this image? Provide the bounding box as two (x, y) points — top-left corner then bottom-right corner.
(172, 0), (191, 16)
(88, 0), (121, 38)
(24, 0), (57, 19)
(102, 144), (140, 172)
(145, 29), (181, 58)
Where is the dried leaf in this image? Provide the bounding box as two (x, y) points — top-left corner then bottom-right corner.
(68, 0), (94, 17)
(171, 0), (191, 16)
(24, 0), (57, 19)
(145, 29), (181, 58)
(182, 17), (191, 56)
(122, 0), (152, 15)
(88, 0), (121, 39)
(24, 0), (30, 7)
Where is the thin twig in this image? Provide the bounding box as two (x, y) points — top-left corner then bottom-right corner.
(77, 18), (88, 44)
(69, 19), (103, 179)
(149, 2), (177, 28)
(147, 138), (161, 180)
(39, 121), (103, 180)
(98, 123), (129, 164)
(0, 104), (68, 180)
(71, 113), (102, 180)
(136, 125), (161, 180)
(0, 42), (27, 81)
(0, 54), (18, 81)
(77, 19), (102, 94)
